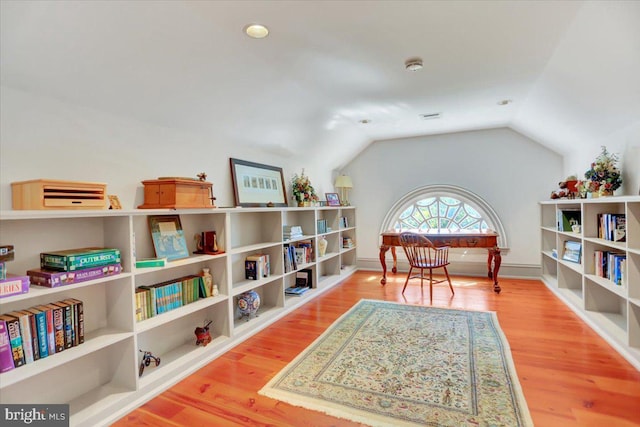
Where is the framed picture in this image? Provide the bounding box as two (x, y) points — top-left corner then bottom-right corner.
(230, 158), (288, 207)
(148, 215), (190, 261)
(562, 240), (582, 264)
(108, 195), (122, 210)
(326, 192), (341, 206)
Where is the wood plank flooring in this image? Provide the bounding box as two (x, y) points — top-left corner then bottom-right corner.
(113, 271), (640, 426)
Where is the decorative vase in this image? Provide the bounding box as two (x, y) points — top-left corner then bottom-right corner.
(237, 290), (260, 321)
(600, 188), (614, 197)
(318, 235), (328, 257)
(201, 268), (214, 296)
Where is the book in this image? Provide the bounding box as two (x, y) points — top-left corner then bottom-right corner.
(27, 263), (121, 287)
(135, 257), (167, 268)
(285, 286), (309, 295)
(25, 307), (49, 359)
(7, 310), (35, 363)
(0, 315), (25, 368)
(46, 303), (65, 353)
(0, 262), (5, 280)
(52, 301), (74, 349)
(0, 318), (15, 373)
(296, 269), (313, 288)
(40, 247), (121, 272)
(0, 274), (30, 298)
(34, 304), (56, 355)
(63, 298), (84, 344)
(245, 259), (258, 280)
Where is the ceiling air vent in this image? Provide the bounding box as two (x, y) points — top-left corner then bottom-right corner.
(419, 112), (442, 120)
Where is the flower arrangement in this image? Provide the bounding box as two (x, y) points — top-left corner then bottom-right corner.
(291, 169), (318, 205)
(583, 146), (622, 196)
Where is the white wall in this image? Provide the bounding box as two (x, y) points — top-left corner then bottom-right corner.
(344, 128), (563, 271)
(0, 86), (335, 210)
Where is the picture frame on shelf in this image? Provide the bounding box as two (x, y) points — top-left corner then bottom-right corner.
(325, 192), (341, 207)
(108, 195), (122, 210)
(230, 158), (288, 207)
(148, 215), (190, 261)
(562, 240), (582, 264)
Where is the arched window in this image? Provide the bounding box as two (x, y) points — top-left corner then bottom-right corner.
(380, 184), (508, 248)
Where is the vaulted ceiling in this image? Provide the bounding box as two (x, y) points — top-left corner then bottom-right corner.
(2, 1), (638, 170)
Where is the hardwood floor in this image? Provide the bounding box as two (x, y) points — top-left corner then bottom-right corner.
(113, 271), (640, 426)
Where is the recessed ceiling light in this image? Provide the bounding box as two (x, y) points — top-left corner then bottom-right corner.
(359, 119), (371, 124)
(244, 24), (269, 39)
(405, 57), (423, 71)
(497, 99), (512, 106)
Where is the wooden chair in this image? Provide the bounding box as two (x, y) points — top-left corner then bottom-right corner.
(399, 232), (454, 299)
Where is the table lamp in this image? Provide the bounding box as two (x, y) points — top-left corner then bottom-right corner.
(334, 175), (353, 206)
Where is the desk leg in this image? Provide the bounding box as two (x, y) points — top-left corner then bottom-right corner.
(380, 244), (390, 285)
(487, 247), (502, 294)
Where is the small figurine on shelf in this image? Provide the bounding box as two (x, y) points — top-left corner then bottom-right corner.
(194, 320), (213, 346)
(138, 350), (161, 377)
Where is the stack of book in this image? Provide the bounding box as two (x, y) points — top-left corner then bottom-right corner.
(0, 298), (84, 373)
(283, 244), (298, 273)
(317, 219), (327, 234)
(283, 225), (303, 241)
(285, 269), (313, 296)
(28, 247), (122, 288)
(342, 237), (355, 248)
(293, 240), (313, 265)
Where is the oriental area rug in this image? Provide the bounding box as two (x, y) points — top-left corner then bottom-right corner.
(259, 299), (533, 427)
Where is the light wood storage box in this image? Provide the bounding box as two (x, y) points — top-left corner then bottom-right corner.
(138, 179), (215, 209)
(11, 179), (108, 210)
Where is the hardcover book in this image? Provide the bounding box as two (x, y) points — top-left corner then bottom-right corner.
(40, 247), (121, 272)
(25, 307), (49, 359)
(7, 311), (35, 363)
(285, 286), (309, 295)
(34, 304), (56, 355)
(135, 258), (167, 268)
(52, 301), (74, 349)
(0, 275), (30, 298)
(0, 314), (25, 368)
(46, 303), (65, 352)
(63, 298), (84, 345)
(0, 319), (15, 373)
(28, 263), (121, 287)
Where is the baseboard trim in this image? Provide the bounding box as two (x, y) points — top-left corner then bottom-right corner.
(357, 258), (541, 279)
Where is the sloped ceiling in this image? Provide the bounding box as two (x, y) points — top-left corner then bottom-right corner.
(1, 1), (638, 170)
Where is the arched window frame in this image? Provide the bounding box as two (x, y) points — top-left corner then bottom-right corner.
(380, 184), (508, 249)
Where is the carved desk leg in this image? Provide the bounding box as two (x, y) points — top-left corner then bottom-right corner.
(380, 244), (390, 285)
(391, 246), (397, 274)
(487, 247), (502, 294)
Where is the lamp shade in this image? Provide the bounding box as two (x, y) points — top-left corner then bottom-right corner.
(334, 175), (353, 188)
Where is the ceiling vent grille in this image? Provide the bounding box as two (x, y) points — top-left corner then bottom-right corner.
(419, 112), (442, 120)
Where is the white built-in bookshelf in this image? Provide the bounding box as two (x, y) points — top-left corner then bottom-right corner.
(540, 196), (640, 370)
(0, 206), (357, 426)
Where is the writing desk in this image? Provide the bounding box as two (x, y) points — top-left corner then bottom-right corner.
(379, 230), (502, 293)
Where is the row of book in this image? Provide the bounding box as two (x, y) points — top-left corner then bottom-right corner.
(135, 275), (211, 321)
(283, 241), (314, 273)
(594, 250), (626, 286)
(597, 213), (626, 242)
(285, 269), (313, 296)
(245, 254), (271, 280)
(0, 299), (84, 373)
(339, 216), (349, 228)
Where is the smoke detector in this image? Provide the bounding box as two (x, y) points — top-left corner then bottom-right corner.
(405, 57), (423, 71)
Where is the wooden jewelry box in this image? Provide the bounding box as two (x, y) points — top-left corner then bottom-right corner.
(138, 178), (215, 209)
(11, 179), (108, 210)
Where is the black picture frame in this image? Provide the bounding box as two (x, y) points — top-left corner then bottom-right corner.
(230, 158), (288, 207)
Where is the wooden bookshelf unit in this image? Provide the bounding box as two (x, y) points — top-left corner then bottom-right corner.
(540, 196), (640, 370)
(0, 205), (357, 426)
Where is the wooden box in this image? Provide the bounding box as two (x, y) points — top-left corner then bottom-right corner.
(11, 179), (107, 210)
(138, 179), (215, 209)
